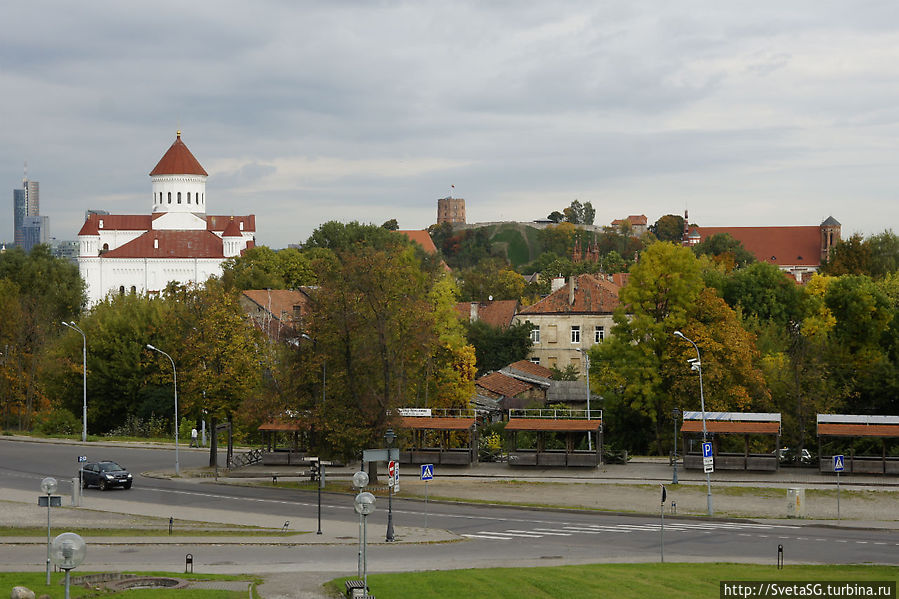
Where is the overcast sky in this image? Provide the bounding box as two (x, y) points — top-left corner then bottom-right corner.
(4, 2), (899, 249)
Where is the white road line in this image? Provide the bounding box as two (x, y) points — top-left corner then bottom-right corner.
(527, 529), (573, 536)
(496, 531), (544, 538)
(462, 534), (512, 540)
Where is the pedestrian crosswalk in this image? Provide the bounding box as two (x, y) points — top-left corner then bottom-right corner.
(461, 520), (799, 541)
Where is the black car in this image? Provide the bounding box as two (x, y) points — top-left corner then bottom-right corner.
(81, 461), (133, 490)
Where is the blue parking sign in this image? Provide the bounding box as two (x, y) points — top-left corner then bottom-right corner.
(702, 442), (713, 458)
(420, 464), (434, 481)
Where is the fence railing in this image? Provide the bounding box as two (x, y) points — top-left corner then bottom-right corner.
(509, 408), (602, 420)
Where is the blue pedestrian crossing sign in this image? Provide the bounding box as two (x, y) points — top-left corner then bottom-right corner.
(702, 442), (713, 458)
(833, 454), (845, 472)
(420, 464), (434, 481)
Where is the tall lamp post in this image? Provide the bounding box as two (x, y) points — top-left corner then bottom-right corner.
(146, 344), (180, 476)
(671, 408), (681, 484)
(673, 331), (712, 516)
(576, 348), (592, 451)
(384, 427), (396, 542)
(61, 322), (87, 443)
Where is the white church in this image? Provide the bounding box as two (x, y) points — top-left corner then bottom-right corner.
(78, 132), (256, 305)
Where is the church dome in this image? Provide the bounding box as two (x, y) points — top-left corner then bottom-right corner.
(150, 131), (208, 176)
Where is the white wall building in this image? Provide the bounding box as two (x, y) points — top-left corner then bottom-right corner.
(78, 132), (256, 305)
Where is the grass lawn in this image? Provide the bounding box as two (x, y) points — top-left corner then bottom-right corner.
(0, 571), (259, 598)
(329, 563), (899, 599)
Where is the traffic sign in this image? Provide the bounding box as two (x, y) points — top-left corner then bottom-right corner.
(660, 484), (667, 504)
(833, 454), (845, 472)
(703, 457), (714, 474)
(702, 442), (713, 458)
(77, 456), (87, 463)
(387, 460), (396, 487)
(420, 464), (434, 481)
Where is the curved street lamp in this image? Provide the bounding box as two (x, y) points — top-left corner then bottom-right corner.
(61, 322), (87, 442)
(673, 331), (713, 516)
(576, 348), (593, 451)
(146, 344), (180, 476)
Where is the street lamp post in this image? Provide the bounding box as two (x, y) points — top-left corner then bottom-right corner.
(673, 331), (713, 516)
(576, 348), (592, 451)
(385, 428), (396, 542)
(40, 477), (57, 585)
(61, 322), (87, 442)
(146, 344), (180, 476)
(672, 408), (680, 485)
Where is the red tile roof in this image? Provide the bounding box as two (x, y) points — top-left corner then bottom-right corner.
(612, 215), (648, 226)
(505, 418), (602, 432)
(399, 416), (476, 430)
(85, 214), (153, 231)
(693, 226), (823, 267)
(102, 230), (225, 259)
(397, 230), (437, 254)
(454, 300), (519, 328)
(475, 371), (535, 398)
(681, 421), (781, 435)
(207, 215), (256, 233)
(242, 289), (310, 323)
(507, 360), (553, 379)
(150, 132), (208, 176)
(817, 423), (899, 438)
(518, 274), (620, 315)
(222, 217), (243, 237)
(78, 218), (100, 236)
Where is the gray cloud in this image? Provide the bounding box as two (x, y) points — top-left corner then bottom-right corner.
(4, 2), (899, 247)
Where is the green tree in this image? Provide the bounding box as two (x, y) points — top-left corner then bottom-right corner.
(465, 320), (533, 374)
(868, 230), (899, 278)
(381, 218), (399, 231)
(650, 214), (685, 243)
(458, 258), (526, 302)
(821, 233), (871, 276)
(720, 261), (805, 325)
(692, 233), (755, 271)
(547, 211), (564, 223)
(221, 246), (317, 291)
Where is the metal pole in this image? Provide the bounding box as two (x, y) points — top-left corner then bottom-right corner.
(147, 345), (180, 476)
(386, 482), (394, 542)
(64, 569), (70, 599)
(837, 471), (841, 521)
(317, 469), (322, 535)
(425, 480), (429, 529)
(585, 351), (592, 451)
(46, 493), (51, 585)
(672, 408), (679, 484)
(674, 332), (712, 516)
(357, 512), (363, 578)
(362, 514), (368, 592)
(660, 501), (664, 563)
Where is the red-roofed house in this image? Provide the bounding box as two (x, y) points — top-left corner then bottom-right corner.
(454, 299), (519, 329)
(240, 289), (312, 343)
(396, 229), (438, 254)
(513, 274), (621, 377)
(611, 215), (648, 236)
(475, 371), (544, 410)
(78, 132), (256, 304)
(683, 212), (840, 282)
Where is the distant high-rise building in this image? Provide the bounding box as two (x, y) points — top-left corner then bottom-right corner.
(437, 196), (466, 224)
(13, 175), (39, 250)
(22, 215), (49, 252)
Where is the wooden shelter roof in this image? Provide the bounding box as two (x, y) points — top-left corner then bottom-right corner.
(399, 416), (476, 431)
(505, 418), (602, 432)
(817, 423), (899, 438)
(681, 421), (780, 435)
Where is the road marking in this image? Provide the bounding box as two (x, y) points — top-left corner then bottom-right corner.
(496, 531), (544, 538)
(528, 529), (573, 536)
(462, 534), (512, 540)
(855, 541), (867, 544)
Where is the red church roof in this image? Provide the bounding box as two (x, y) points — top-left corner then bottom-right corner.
(693, 226), (823, 267)
(150, 132), (208, 177)
(206, 215), (256, 233)
(103, 230), (225, 259)
(222, 217), (243, 237)
(518, 274), (620, 315)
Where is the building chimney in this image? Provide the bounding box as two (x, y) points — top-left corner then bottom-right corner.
(470, 302), (479, 323)
(551, 276), (565, 293)
(569, 276), (577, 306)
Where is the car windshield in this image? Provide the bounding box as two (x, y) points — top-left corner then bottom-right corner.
(99, 463), (125, 472)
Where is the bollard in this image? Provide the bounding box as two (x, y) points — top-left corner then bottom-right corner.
(272, 476), (278, 485)
(671, 501), (676, 515)
(777, 544), (783, 569)
(185, 553), (193, 573)
(281, 521), (290, 533)
(169, 516), (174, 536)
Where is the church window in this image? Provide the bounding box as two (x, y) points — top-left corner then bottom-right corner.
(187, 192), (191, 204)
(177, 192), (182, 204)
(130, 286), (136, 294)
(168, 192), (172, 204)
(102, 243), (109, 251)
(119, 286), (125, 295)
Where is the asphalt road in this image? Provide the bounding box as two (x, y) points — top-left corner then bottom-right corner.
(1, 439), (897, 573)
